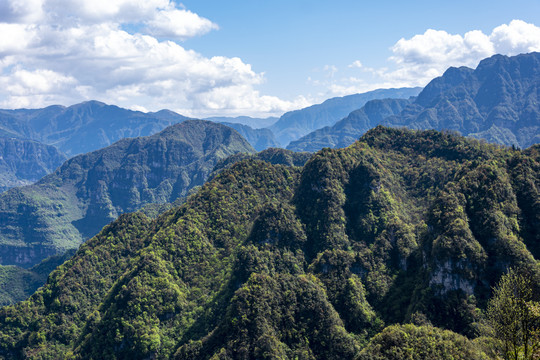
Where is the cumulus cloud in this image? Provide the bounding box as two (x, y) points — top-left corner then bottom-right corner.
(0, 0), (304, 116)
(386, 19), (540, 86)
(319, 20), (540, 98)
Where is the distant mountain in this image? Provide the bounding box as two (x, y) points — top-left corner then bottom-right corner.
(0, 101), (190, 156)
(287, 98), (412, 152)
(0, 120), (254, 267)
(220, 122), (280, 151)
(269, 87), (422, 146)
(206, 116), (278, 129)
(0, 138), (67, 192)
(383, 52), (540, 148)
(0, 127), (537, 359)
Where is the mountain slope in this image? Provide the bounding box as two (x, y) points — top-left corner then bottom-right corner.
(220, 122), (280, 151)
(0, 101), (190, 156)
(287, 98), (412, 152)
(269, 87), (421, 146)
(0, 127), (536, 359)
(205, 116), (278, 129)
(0, 120), (254, 267)
(0, 138), (67, 192)
(383, 52), (540, 148)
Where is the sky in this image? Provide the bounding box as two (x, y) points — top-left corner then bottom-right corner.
(0, 0), (540, 118)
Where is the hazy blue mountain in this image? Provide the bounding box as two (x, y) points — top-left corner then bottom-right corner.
(0, 101), (190, 156)
(0, 138), (67, 192)
(269, 87), (422, 146)
(287, 98), (412, 152)
(0, 120), (254, 267)
(220, 122), (280, 151)
(383, 52), (540, 148)
(205, 115), (278, 129)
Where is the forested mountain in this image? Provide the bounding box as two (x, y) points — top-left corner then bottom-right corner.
(205, 116), (278, 129)
(0, 138), (67, 193)
(288, 98), (412, 152)
(0, 127), (537, 359)
(0, 101), (190, 156)
(0, 120), (254, 267)
(384, 52), (540, 148)
(269, 87), (421, 147)
(220, 123), (280, 151)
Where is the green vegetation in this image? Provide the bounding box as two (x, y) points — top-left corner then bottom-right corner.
(0, 251), (75, 306)
(0, 126), (537, 359)
(0, 120), (254, 268)
(487, 268), (540, 360)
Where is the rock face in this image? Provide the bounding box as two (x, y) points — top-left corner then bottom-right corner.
(383, 52), (540, 148)
(0, 138), (67, 192)
(0, 127), (536, 359)
(269, 87), (421, 147)
(0, 101), (190, 157)
(0, 120), (254, 267)
(287, 98), (412, 152)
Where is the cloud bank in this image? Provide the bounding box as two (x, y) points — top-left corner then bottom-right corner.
(327, 20), (540, 96)
(0, 0), (308, 116)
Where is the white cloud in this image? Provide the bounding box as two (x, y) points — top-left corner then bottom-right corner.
(348, 60), (363, 69)
(0, 0), (303, 117)
(146, 8), (219, 40)
(318, 20), (540, 98)
(491, 20), (540, 54)
(385, 19), (540, 86)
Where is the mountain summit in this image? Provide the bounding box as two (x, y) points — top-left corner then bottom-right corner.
(0, 120), (254, 267)
(385, 52), (540, 148)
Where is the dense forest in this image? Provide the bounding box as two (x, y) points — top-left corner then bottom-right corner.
(0, 127), (538, 359)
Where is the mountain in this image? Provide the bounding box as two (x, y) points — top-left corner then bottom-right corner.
(205, 116), (278, 129)
(0, 101), (190, 156)
(0, 138), (67, 192)
(269, 87), (422, 146)
(287, 98), (412, 152)
(383, 52), (540, 148)
(0, 250), (75, 307)
(220, 122), (280, 151)
(0, 127), (536, 359)
(0, 120), (254, 267)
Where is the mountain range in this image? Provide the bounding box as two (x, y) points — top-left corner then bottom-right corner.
(290, 52), (540, 152)
(288, 98), (412, 152)
(0, 138), (67, 193)
(386, 52), (540, 148)
(0, 120), (254, 267)
(0, 101), (190, 157)
(219, 122), (280, 151)
(0, 127), (537, 359)
(269, 87), (422, 147)
(205, 116), (278, 129)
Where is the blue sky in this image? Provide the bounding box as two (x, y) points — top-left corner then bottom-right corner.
(0, 0), (539, 117)
(180, 0), (540, 100)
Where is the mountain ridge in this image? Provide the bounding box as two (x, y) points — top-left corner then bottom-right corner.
(0, 120), (254, 267)
(269, 87), (422, 146)
(0, 126), (536, 359)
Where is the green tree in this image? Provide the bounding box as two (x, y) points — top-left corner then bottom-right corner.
(487, 268), (540, 360)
